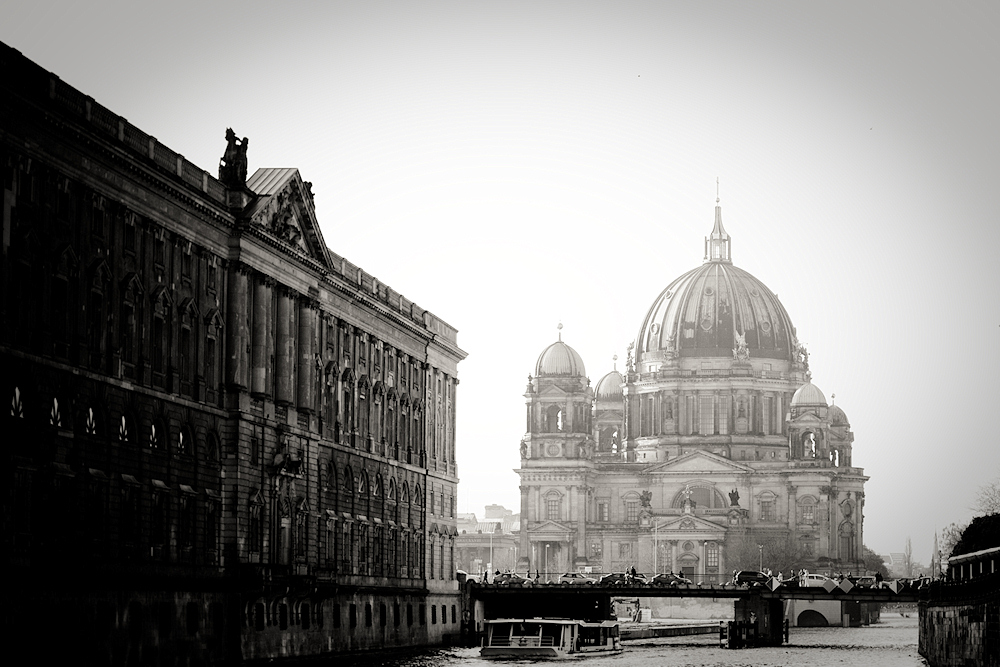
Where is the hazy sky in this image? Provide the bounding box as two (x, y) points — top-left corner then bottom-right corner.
(5, 1), (998, 564)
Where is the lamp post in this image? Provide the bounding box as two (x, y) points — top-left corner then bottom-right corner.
(545, 543), (550, 581)
(653, 523), (658, 574)
(489, 528), (494, 575)
(758, 544), (763, 572)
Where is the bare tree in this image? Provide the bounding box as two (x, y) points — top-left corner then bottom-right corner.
(940, 522), (968, 559)
(904, 537), (913, 578)
(973, 475), (1000, 516)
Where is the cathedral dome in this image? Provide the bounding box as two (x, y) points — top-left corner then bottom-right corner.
(535, 339), (586, 377)
(594, 369), (624, 401)
(635, 201), (796, 364)
(791, 381), (828, 407)
(829, 403), (850, 426)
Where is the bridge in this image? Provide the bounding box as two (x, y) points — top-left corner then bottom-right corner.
(468, 579), (922, 647)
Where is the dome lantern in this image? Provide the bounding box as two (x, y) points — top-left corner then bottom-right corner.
(704, 179), (732, 264)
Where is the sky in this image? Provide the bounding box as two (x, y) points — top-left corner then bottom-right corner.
(4, 0), (998, 564)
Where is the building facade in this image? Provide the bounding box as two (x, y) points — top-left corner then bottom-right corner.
(455, 505), (520, 577)
(0, 42), (465, 663)
(517, 198), (867, 582)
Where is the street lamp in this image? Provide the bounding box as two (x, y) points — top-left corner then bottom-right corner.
(758, 544), (763, 572)
(545, 543), (550, 581)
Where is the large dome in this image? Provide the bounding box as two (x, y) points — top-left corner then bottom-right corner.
(535, 340), (586, 377)
(636, 203), (796, 364)
(637, 262), (797, 362)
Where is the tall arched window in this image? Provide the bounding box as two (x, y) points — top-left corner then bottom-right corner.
(545, 405), (563, 433)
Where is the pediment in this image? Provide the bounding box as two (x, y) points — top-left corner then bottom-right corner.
(653, 514), (727, 533)
(646, 450), (753, 474)
(538, 384), (571, 397)
(529, 520), (572, 535)
(245, 168), (333, 270)
(790, 412), (824, 426)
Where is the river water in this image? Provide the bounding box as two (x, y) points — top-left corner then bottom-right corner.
(337, 615), (926, 667)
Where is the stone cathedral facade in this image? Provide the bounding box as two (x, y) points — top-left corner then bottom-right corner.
(0, 42), (465, 663)
(517, 200), (867, 582)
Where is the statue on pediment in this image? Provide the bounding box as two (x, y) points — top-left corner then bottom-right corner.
(219, 128), (249, 188)
(729, 488), (740, 507)
(639, 490), (653, 507)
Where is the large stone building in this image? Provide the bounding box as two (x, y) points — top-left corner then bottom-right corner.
(517, 196), (867, 582)
(0, 42), (465, 663)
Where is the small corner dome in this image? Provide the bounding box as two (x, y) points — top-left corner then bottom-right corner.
(535, 340), (586, 377)
(829, 404), (850, 426)
(791, 381), (828, 407)
(594, 370), (624, 401)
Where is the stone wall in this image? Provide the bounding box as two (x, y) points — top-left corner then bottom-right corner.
(919, 575), (1000, 667)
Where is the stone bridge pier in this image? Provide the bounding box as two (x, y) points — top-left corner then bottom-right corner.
(733, 596), (785, 647)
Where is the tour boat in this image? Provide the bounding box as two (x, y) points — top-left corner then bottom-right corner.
(480, 617), (622, 658)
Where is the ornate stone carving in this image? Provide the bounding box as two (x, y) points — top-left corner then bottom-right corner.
(732, 331), (750, 362)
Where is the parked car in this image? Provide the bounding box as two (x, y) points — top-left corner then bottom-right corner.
(651, 573), (693, 586)
(600, 572), (647, 586)
(854, 575), (878, 588)
(558, 572), (598, 585)
(800, 574), (832, 588)
(733, 570), (770, 587)
(495, 573), (531, 587)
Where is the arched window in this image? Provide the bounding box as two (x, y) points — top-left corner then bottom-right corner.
(374, 473), (383, 499)
(545, 405), (563, 433)
(119, 273), (143, 378)
(177, 425), (193, 456)
(149, 421), (161, 449)
(49, 396), (62, 428)
(249, 490), (264, 554)
(119, 412), (136, 444)
(150, 286), (173, 385)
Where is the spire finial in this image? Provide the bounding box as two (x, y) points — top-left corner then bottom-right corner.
(612, 354), (618, 371)
(557, 321), (563, 341)
(831, 393), (836, 405)
(706, 180), (731, 263)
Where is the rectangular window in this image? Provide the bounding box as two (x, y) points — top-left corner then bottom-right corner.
(801, 503), (815, 523)
(699, 395), (714, 435)
(431, 605), (437, 624)
(760, 499), (776, 522)
(618, 542), (632, 560)
(707, 542), (719, 568)
(625, 500), (639, 522)
(762, 396), (773, 435)
(546, 498), (560, 521)
(597, 502), (609, 522)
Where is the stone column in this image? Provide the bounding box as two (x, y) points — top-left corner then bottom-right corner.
(670, 540), (678, 573)
(296, 299), (315, 413)
(275, 288), (294, 405)
(250, 276), (273, 397)
(517, 485), (531, 572)
(225, 263), (250, 391)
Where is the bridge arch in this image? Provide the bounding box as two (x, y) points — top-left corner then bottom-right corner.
(797, 609), (829, 627)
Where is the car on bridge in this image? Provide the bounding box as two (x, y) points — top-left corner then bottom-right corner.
(650, 573), (693, 587)
(734, 570), (771, 587)
(495, 572), (532, 587)
(600, 572), (648, 586)
(800, 574), (832, 588)
(558, 572), (598, 585)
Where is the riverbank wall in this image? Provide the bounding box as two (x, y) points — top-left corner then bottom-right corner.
(918, 573), (999, 667)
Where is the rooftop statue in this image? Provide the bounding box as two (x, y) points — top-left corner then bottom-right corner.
(219, 128), (249, 188)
